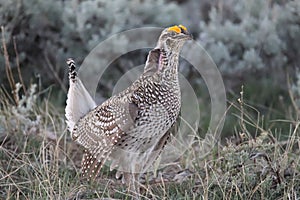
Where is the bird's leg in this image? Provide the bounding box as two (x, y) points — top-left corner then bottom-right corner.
(123, 172), (141, 198)
(122, 162), (143, 198)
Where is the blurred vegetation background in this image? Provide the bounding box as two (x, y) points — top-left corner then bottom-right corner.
(0, 0), (300, 138)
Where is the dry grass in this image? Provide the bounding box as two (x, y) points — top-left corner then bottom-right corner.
(1, 88), (299, 199)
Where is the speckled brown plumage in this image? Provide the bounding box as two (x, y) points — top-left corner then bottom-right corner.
(65, 25), (192, 184)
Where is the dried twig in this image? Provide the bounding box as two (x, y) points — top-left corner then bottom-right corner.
(1, 26), (18, 105)
(13, 37), (27, 95)
(44, 53), (67, 93)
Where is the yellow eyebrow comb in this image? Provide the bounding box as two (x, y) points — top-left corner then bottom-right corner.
(167, 25), (182, 33)
(178, 25), (187, 32)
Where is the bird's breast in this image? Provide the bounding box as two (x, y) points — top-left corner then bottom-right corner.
(129, 80), (181, 139)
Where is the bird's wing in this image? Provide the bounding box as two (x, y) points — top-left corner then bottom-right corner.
(72, 97), (138, 180)
(65, 59), (97, 132)
(143, 48), (161, 76)
(142, 118), (180, 173)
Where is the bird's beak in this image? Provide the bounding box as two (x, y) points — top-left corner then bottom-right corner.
(187, 33), (193, 40)
(183, 33), (193, 40)
(178, 33), (193, 40)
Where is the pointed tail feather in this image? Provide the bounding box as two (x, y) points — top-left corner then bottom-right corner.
(65, 58), (97, 132)
(81, 150), (110, 181)
(67, 58), (77, 82)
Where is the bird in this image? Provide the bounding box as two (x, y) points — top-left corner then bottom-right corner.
(65, 25), (192, 191)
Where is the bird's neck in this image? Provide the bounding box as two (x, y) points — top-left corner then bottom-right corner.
(160, 50), (180, 82)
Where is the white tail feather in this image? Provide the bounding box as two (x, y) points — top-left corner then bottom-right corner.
(65, 59), (97, 132)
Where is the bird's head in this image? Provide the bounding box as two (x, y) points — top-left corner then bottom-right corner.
(156, 25), (192, 52)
